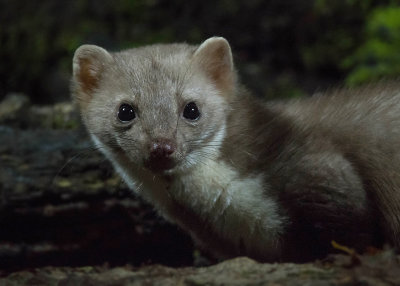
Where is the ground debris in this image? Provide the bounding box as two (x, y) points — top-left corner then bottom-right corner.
(1, 252), (400, 286)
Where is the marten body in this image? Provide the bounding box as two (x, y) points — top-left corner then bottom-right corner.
(72, 37), (400, 261)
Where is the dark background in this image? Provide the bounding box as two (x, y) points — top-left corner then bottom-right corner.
(1, 0), (400, 104)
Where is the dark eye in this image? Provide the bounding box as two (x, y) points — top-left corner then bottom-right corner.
(118, 103), (136, 122)
(183, 102), (200, 120)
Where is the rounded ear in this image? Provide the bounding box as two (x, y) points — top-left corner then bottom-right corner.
(193, 37), (235, 93)
(72, 45), (113, 104)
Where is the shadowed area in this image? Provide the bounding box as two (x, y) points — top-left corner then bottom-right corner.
(0, 95), (196, 274)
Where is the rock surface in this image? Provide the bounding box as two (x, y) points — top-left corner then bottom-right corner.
(1, 95), (399, 285)
(2, 252), (400, 286)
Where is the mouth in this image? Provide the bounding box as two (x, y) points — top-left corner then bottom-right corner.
(144, 157), (177, 173)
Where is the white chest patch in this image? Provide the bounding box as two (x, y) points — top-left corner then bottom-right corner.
(90, 133), (285, 258)
(171, 159), (286, 258)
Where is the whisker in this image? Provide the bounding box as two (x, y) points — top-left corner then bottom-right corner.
(51, 144), (112, 187)
(52, 151), (88, 185)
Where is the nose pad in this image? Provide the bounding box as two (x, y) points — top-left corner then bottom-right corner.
(150, 139), (176, 158)
(146, 139), (177, 172)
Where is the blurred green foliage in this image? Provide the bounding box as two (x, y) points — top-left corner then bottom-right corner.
(343, 6), (400, 85)
(0, 0), (399, 103)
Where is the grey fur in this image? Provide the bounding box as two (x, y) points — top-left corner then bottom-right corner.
(71, 37), (400, 262)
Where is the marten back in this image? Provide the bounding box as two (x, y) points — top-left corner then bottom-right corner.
(278, 83), (400, 247)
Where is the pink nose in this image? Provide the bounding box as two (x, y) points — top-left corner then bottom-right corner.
(145, 139), (176, 172)
(150, 139), (176, 158)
